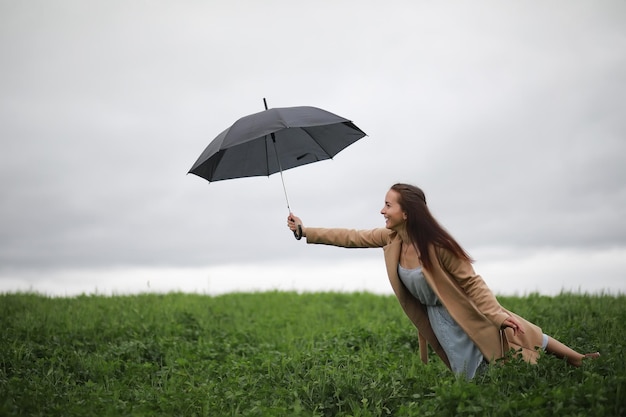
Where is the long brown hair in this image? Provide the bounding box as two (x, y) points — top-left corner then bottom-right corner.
(390, 183), (473, 270)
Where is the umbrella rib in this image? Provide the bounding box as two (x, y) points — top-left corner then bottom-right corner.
(301, 126), (332, 158)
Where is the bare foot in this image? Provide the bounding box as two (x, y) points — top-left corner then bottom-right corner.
(570, 352), (600, 367)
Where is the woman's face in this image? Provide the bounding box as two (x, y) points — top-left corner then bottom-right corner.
(381, 189), (407, 231)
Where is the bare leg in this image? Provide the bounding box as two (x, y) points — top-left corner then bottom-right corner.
(545, 336), (600, 367)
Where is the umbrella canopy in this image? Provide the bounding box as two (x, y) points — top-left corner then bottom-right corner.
(188, 105), (367, 182)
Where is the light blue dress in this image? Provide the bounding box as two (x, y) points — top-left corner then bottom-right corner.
(398, 264), (485, 379)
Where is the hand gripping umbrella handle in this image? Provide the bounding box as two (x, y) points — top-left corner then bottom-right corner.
(293, 224), (302, 240)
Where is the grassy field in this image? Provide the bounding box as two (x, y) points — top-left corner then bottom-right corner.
(0, 291), (624, 416)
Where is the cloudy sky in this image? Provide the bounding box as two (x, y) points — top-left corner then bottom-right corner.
(1, 0), (625, 297)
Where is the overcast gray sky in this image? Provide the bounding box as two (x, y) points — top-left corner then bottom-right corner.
(1, 0), (625, 296)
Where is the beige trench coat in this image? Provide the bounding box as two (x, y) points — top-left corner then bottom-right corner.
(305, 227), (544, 369)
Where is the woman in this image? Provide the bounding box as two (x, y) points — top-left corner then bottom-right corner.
(287, 183), (599, 379)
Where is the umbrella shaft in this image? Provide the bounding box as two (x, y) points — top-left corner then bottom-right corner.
(271, 135), (292, 213)
(278, 168), (291, 212)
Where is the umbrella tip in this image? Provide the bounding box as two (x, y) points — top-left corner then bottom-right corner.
(263, 97), (268, 110)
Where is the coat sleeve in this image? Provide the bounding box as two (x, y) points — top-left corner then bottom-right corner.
(436, 247), (510, 328)
(305, 227), (392, 248)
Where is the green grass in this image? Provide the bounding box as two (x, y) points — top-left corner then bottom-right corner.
(0, 291), (624, 416)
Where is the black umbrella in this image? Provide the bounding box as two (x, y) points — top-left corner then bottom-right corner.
(188, 99), (367, 238)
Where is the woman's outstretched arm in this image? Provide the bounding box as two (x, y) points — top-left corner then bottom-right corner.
(286, 213), (391, 248)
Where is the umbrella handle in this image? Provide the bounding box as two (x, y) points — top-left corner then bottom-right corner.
(293, 224), (302, 240)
